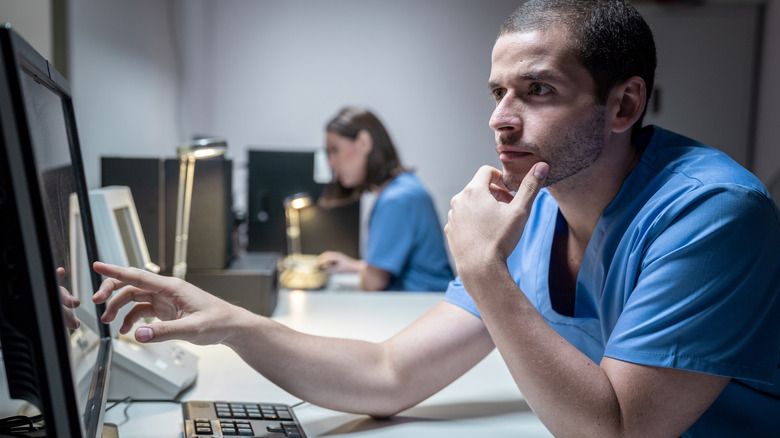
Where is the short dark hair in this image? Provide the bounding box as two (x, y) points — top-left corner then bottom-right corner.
(320, 106), (406, 205)
(499, 0), (656, 137)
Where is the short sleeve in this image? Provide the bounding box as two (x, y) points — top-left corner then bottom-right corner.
(604, 186), (780, 383)
(443, 277), (481, 318)
(365, 194), (417, 275)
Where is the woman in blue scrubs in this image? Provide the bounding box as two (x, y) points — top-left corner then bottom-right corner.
(316, 106), (453, 291)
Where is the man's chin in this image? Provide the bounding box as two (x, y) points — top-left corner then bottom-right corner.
(502, 161), (559, 190)
(501, 173), (522, 192)
(500, 164), (529, 192)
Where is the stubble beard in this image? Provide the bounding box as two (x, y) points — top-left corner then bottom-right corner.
(497, 108), (607, 192)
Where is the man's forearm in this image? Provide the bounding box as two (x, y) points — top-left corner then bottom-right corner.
(462, 264), (624, 436)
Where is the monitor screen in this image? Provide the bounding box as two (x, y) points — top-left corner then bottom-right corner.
(0, 24), (111, 437)
(114, 206), (143, 267)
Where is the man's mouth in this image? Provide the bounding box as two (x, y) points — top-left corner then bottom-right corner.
(496, 146), (533, 161)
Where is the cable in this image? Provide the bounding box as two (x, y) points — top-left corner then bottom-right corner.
(289, 400), (308, 409)
(105, 397), (133, 412)
(104, 398), (182, 426)
(106, 397), (183, 410)
(0, 413), (45, 437)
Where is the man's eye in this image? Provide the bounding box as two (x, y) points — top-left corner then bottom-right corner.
(492, 88), (506, 100)
(530, 83), (551, 96)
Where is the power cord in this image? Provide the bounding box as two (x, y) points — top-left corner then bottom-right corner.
(106, 397), (182, 426)
(289, 400), (308, 409)
(0, 413), (45, 437)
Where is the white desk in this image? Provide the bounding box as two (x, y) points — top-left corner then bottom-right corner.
(104, 284), (552, 437)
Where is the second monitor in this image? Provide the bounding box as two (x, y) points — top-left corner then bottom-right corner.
(246, 149), (361, 259)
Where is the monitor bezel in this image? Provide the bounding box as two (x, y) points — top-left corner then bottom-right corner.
(0, 23), (111, 437)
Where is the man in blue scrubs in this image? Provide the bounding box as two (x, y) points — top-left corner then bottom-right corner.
(93, 1), (779, 435)
(443, 1), (780, 435)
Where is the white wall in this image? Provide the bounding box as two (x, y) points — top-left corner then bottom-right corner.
(66, 0), (780, 225)
(0, 0), (51, 60)
(69, 0), (518, 225)
(175, 0), (517, 219)
(69, 0), (180, 191)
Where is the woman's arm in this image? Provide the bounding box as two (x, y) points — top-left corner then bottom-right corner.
(318, 251), (392, 291)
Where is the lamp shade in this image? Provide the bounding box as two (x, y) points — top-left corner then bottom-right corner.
(283, 192), (313, 210)
(177, 137), (228, 159)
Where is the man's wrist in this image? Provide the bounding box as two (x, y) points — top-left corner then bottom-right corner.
(458, 256), (512, 298)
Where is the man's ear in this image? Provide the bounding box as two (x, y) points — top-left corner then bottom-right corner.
(609, 76), (646, 134)
(356, 130), (373, 155)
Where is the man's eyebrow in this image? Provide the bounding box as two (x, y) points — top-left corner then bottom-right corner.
(489, 70), (567, 89)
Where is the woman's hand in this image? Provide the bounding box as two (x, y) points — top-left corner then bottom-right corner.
(92, 261), (247, 345)
(317, 251), (360, 273)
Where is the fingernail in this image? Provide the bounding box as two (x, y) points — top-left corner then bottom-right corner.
(136, 327), (153, 342)
(534, 163), (549, 179)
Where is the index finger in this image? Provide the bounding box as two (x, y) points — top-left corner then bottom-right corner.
(468, 165), (503, 187)
(94, 261), (165, 290)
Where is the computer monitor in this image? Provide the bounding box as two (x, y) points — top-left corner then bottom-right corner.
(246, 149), (361, 259)
(0, 24), (112, 437)
(70, 185), (159, 338)
(87, 186), (159, 274)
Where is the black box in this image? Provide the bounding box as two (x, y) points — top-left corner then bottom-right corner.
(186, 252), (279, 317)
(101, 156), (233, 272)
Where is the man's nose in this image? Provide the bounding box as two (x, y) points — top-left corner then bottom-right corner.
(489, 95), (521, 133)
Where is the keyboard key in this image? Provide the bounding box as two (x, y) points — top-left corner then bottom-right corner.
(267, 424), (285, 433)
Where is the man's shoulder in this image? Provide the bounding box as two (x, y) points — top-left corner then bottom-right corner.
(643, 126), (766, 194)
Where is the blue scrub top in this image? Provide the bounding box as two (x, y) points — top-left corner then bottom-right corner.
(444, 126), (780, 436)
(366, 172), (453, 291)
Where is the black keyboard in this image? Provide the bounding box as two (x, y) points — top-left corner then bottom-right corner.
(182, 400), (306, 437)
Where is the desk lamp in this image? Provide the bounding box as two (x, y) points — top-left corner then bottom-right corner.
(172, 137), (228, 279)
(279, 193), (329, 289)
(284, 192), (313, 256)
